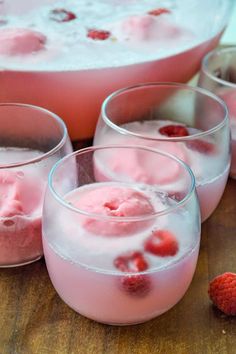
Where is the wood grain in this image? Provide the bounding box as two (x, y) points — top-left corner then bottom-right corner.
(0, 178), (236, 354)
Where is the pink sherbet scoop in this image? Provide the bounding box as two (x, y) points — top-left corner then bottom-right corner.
(69, 185), (155, 236)
(102, 139), (187, 185)
(0, 28), (46, 56)
(0, 170), (24, 217)
(0, 169), (43, 217)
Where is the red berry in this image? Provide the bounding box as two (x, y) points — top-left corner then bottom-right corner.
(148, 8), (171, 16)
(114, 251), (151, 297)
(87, 29), (111, 41)
(120, 274), (151, 298)
(208, 272), (236, 316)
(159, 125), (189, 137)
(186, 139), (216, 154)
(114, 251), (149, 273)
(168, 191), (185, 202)
(145, 230), (179, 257)
(50, 8), (77, 22)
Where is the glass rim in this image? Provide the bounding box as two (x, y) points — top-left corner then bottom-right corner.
(0, 103), (68, 168)
(48, 144), (196, 221)
(201, 46), (236, 88)
(101, 82), (229, 142)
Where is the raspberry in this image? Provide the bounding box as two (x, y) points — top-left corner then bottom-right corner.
(87, 29), (111, 41)
(114, 251), (149, 273)
(168, 191), (185, 202)
(50, 9), (77, 22)
(144, 230), (179, 257)
(148, 8), (171, 16)
(186, 139), (216, 154)
(159, 125), (189, 137)
(120, 274), (151, 298)
(208, 272), (236, 315)
(114, 251), (151, 297)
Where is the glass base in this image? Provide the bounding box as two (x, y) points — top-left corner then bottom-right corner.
(91, 318), (152, 326)
(67, 302), (161, 326)
(0, 254), (43, 268)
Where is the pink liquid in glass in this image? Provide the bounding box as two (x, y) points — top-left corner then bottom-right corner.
(43, 182), (200, 325)
(94, 120), (230, 221)
(0, 0), (229, 140)
(0, 147), (56, 266)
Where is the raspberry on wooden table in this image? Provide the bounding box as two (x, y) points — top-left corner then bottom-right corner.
(208, 272), (236, 316)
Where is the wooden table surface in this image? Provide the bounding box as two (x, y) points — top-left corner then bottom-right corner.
(0, 176), (236, 354)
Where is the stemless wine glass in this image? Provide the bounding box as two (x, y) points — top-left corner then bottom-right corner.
(198, 47), (236, 178)
(94, 83), (230, 222)
(43, 145), (200, 325)
(0, 103), (72, 267)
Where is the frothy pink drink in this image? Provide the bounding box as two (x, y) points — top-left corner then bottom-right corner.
(0, 0), (229, 140)
(43, 182), (200, 325)
(94, 120), (230, 221)
(0, 147), (55, 266)
(0, 1), (196, 68)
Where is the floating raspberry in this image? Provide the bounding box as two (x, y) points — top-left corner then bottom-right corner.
(87, 29), (111, 41)
(208, 272), (236, 316)
(186, 139), (216, 154)
(50, 8), (77, 22)
(148, 8), (171, 16)
(168, 191), (185, 202)
(145, 229), (179, 257)
(120, 274), (151, 298)
(114, 251), (149, 273)
(115, 251), (150, 297)
(159, 124), (189, 137)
